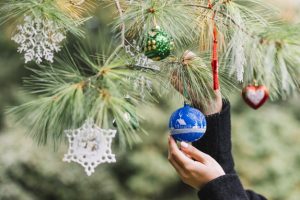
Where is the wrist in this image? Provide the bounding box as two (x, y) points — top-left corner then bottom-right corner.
(192, 100), (222, 115)
(191, 90), (222, 115)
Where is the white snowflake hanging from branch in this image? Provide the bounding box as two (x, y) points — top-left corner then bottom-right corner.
(11, 15), (66, 64)
(63, 119), (117, 176)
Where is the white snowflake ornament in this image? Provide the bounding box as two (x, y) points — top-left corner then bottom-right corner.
(12, 15), (66, 64)
(63, 119), (117, 176)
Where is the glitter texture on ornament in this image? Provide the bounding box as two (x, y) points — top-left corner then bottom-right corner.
(144, 27), (174, 61)
(63, 119), (117, 176)
(11, 16), (66, 64)
(242, 85), (269, 109)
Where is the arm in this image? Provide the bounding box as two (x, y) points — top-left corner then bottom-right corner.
(193, 100), (235, 174)
(167, 98), (267, 200)
(193, 100), (267, 200)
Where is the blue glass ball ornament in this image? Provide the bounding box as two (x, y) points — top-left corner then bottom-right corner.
(169, 104), (207, 142)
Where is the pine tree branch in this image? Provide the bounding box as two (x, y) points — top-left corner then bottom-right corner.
(114, 1), (198, 46)
(104, 45), (123, 66)
(0, 0), (91, 37)
(114, 0), (125, 46)
(184, 3), (256, 39)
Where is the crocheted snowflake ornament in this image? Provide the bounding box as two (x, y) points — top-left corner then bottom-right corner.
(63, 119), (117, 176)
(12, 16), (66, 64)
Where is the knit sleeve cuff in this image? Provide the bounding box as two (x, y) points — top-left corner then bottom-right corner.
(205, 99), (230, 120)
(192, 99), (231, 157)
(192, 100), (235, 174)
(198, 174), (248, 200)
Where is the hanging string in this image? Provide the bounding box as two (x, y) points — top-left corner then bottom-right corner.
(253, 68), (258, 86)
(183, 76), (189, 105)
(208, 0), (220, 90)
(148, 7), (158, 27)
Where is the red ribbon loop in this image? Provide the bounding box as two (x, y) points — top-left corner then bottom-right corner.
(211, 13), (219, 90)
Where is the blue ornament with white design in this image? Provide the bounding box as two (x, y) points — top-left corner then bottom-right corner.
(169, 104), (207, 142)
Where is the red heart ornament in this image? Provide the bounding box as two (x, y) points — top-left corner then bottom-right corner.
(242, 85), (269, 109)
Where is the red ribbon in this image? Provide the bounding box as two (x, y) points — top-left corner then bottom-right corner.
(209, 0), (219, 90)
(212, 24), (219, 90)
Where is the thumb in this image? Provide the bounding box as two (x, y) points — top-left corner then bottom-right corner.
(180, 141), (209, 164)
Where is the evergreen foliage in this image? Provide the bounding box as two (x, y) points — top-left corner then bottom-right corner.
(0, 0), (299, 146)
(0, 1), (300, 200)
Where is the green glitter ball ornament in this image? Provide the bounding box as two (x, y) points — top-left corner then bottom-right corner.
(144, 26), (174, 61)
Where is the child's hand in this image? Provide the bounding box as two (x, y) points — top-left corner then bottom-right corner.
(168, 136), (225, 190)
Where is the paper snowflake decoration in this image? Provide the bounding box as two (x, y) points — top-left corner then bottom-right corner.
(63, 119), (117, 176)
(11, 15), (66, 64)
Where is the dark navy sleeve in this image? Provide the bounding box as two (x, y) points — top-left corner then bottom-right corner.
(193, 100), (267, 200)
(193, 100), (235, 174)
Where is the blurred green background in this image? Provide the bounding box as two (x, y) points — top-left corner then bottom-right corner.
(0, 1), (300, 200)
